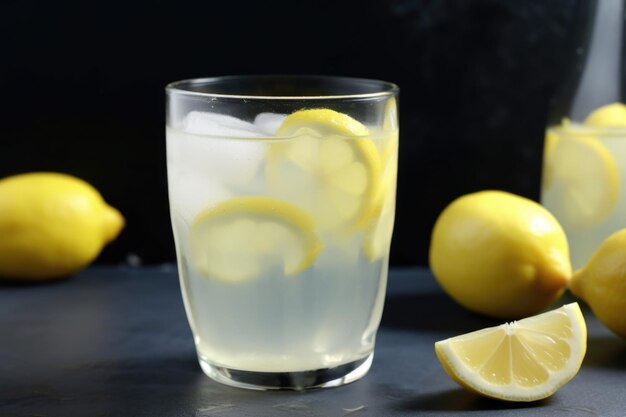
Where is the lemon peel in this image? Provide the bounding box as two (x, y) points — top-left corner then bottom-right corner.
(429, 190), (571, 319)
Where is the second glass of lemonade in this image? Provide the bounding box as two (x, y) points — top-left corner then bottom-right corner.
(166, 76), (399, 390)
(541, 0), (626, 270)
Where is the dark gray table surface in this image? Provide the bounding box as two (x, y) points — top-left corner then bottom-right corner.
(1, 266), (625, 417)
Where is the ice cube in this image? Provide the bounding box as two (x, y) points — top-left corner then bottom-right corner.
(183, 111), (262, 138)
(254, 112), (287, 135)
(166, 129), (266, 188)
(169, 174), (232, 224)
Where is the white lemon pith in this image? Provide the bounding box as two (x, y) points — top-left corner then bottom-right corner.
(429, 190), (571, 319)
(435, 303), (587, 402)
(570, 228), (626, 338)
(267, 108), (382, 233)
(0, 172), (124, 280)
(190, 196), (323, 283)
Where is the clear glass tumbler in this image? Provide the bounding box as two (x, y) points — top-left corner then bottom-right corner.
(165, 75), (399, 390)
(541, 0), (626, 270)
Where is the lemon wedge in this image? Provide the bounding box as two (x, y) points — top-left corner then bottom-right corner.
(435, 303), (587, 402)
(267, 109), (382, 233)
(541, 130), (619, 228)
(190, 196), (323, 283)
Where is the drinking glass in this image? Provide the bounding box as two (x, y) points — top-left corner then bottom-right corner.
(165, 75), (399, 390)
(541, 0), (626, 269)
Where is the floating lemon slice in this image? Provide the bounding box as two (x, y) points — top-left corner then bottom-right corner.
(542, 130), (619, 227)
(435, 303), (587, 402)
(363, 98), (400, 259)
(267, 109), (382, 233)
(363, 160), (397, 260)
(190, 196), (323, 283)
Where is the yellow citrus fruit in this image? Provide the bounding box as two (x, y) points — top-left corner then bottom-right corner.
(435, 303), (587, 402)
(583, 102), (626, 127)
(429, 190), (571, 319)
(0, 172), (124, 281)
(541, 128), (619, 228)
(190, 196), (323, 283)
(267, 108), (382, 233)
(570, 228), (626, 338)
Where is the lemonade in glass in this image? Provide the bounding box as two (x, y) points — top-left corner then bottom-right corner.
(541, 103), (626, 270)
(165, 76), (399, 390)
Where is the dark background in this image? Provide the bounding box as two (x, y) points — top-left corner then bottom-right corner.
(0, 0), (582, 266)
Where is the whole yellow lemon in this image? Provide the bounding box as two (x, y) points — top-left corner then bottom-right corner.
(0, 172), (124, 281)
(584, 102), (626, 127)
(429, 190), (571, 319)
(570, 229), (626, 338)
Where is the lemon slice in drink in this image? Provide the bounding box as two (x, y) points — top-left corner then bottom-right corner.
(363, 98), (399, 259)
(364, 153), (398, 260)
(190, 196), (323, 283)
(542, 131), (619, 227)
(267, 109), (382, 233)
(363, 175), (396, 260)
(435, 303), (587, 402)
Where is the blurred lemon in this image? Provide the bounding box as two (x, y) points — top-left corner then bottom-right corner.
(570, 228), (626, 338)
(429, 190), (571, 319)
(584, 102), (626, 127)
(435, 303), (586, 402)
(0, 172), (124, 281)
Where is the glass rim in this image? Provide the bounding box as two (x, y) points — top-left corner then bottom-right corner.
(165, 75), (399, 101)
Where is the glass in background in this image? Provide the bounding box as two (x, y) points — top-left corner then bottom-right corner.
(541, 0), (626, 270)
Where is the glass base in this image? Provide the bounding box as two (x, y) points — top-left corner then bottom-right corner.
(198, 352), (373, 391)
